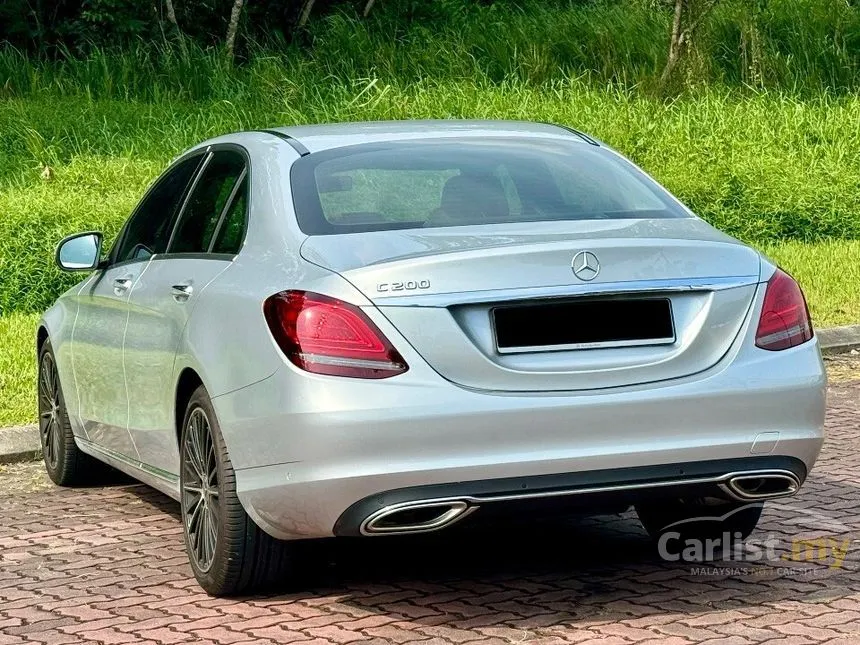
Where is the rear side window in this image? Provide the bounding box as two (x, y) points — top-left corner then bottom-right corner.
(211, 176), (248, 254)
(114, 155), (203, 262)
(170, 150), (246, 254)
(290, 138), (688, 235)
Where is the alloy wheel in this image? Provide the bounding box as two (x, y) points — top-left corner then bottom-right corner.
(38, 352), (62, 470)
(182, 407), (220, 573)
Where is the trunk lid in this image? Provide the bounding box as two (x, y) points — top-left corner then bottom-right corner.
(300, 219), (761, 392)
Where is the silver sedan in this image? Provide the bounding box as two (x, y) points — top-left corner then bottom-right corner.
(39, 121), (825, 595)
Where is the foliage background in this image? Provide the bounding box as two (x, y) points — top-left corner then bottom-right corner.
(1, 0), (860, 425)
(4, 0), (860, 315)
(4, 0), (860, 93)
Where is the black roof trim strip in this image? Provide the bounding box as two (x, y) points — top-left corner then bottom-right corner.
(546, 123), (600, 146)
(258, 129), (311, 156)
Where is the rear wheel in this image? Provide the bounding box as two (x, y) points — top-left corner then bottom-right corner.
(179, 385), (294, 596)
(636, 498), (764, 560)
(38, 340), (96, 485)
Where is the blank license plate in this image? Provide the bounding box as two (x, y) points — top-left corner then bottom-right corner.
(493, 298), (675, 353)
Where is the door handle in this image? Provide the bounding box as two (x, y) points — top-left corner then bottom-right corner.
(113, 277), (133, 296)
(171, 283), (194, 301)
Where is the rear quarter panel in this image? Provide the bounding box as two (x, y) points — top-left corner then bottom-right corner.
(176, 132), (375, 400)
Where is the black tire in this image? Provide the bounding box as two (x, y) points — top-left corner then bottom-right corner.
(179, 385), (294, 596)
(636, 498), (764, 559)
(38, 339), (97, 486)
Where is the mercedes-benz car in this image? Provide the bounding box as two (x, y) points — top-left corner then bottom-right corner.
(39, 121), (826, 595)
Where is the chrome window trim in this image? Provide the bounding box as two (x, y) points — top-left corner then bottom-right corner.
(165, 150), (215, 253)
(208, 167), (248, 253)
(110, 148), (210, 266)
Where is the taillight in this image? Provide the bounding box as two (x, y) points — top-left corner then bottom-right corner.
(263, 291), (408, 379)
(755, 269), (813, 351)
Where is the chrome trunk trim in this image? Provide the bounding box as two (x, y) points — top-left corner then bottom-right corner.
(378, 275), (760, 307)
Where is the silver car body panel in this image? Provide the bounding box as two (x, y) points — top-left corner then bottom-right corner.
(124, 256), (232, 474)
(37, 121), (826, 541)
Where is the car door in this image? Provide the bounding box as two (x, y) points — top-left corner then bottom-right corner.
(71, 153), (204, 458)
(124, 147), (249, 474)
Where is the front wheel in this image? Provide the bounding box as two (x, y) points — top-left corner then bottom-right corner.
(38, 339), (97, 485)
(179, 385), (294, 596)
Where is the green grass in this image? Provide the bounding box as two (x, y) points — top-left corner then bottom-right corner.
(1, 238), (855, 427)
(2, 86), (860, 315)
(1, 3), (859, 316)
(0, 313), (38, 427)
(1, 1), (859, 426)
(761, 240), (860, 327)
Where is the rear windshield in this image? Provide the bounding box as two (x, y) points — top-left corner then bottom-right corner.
(290, 137), (689, 235)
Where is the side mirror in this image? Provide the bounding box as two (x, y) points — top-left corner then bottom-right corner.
(56, 232), (103, 271)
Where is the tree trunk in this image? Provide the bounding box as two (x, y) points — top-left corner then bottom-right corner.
(363, 0), (378, 18)
(225, 0), (246, 62)
(297, 0), (317, 29)
(659, 0), (720, 92)
(165, 0), (180, 32)
(29, 0), (45, 49)
(659, 0), (686, 90)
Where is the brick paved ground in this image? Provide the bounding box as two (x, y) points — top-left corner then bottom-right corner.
(1, 384), (859, 645)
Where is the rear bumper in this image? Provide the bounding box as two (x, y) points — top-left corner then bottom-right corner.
(214, 335), (826, 540)
(334, 456), (806, 537)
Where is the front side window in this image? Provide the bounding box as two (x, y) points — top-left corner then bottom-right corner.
(170, 151), (246, 254)
(114, 155), (203, 263)
(290, 138), (689, 235)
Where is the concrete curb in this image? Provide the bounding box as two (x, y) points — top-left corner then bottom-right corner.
(2, 324), (860, 465)
(0, 425), (40, 465)
(818, 325), (860, 355)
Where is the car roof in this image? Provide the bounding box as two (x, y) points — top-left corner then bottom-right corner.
(265, 120), (595, 154)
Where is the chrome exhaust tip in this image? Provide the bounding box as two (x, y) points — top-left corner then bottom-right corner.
(724, 471), (800, 501)
(361, 500), (476, 535)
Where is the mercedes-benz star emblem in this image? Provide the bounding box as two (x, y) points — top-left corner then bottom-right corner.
(571, 250), (600, 281)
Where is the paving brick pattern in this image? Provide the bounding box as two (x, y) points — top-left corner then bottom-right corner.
(1, 384), (859, 644)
